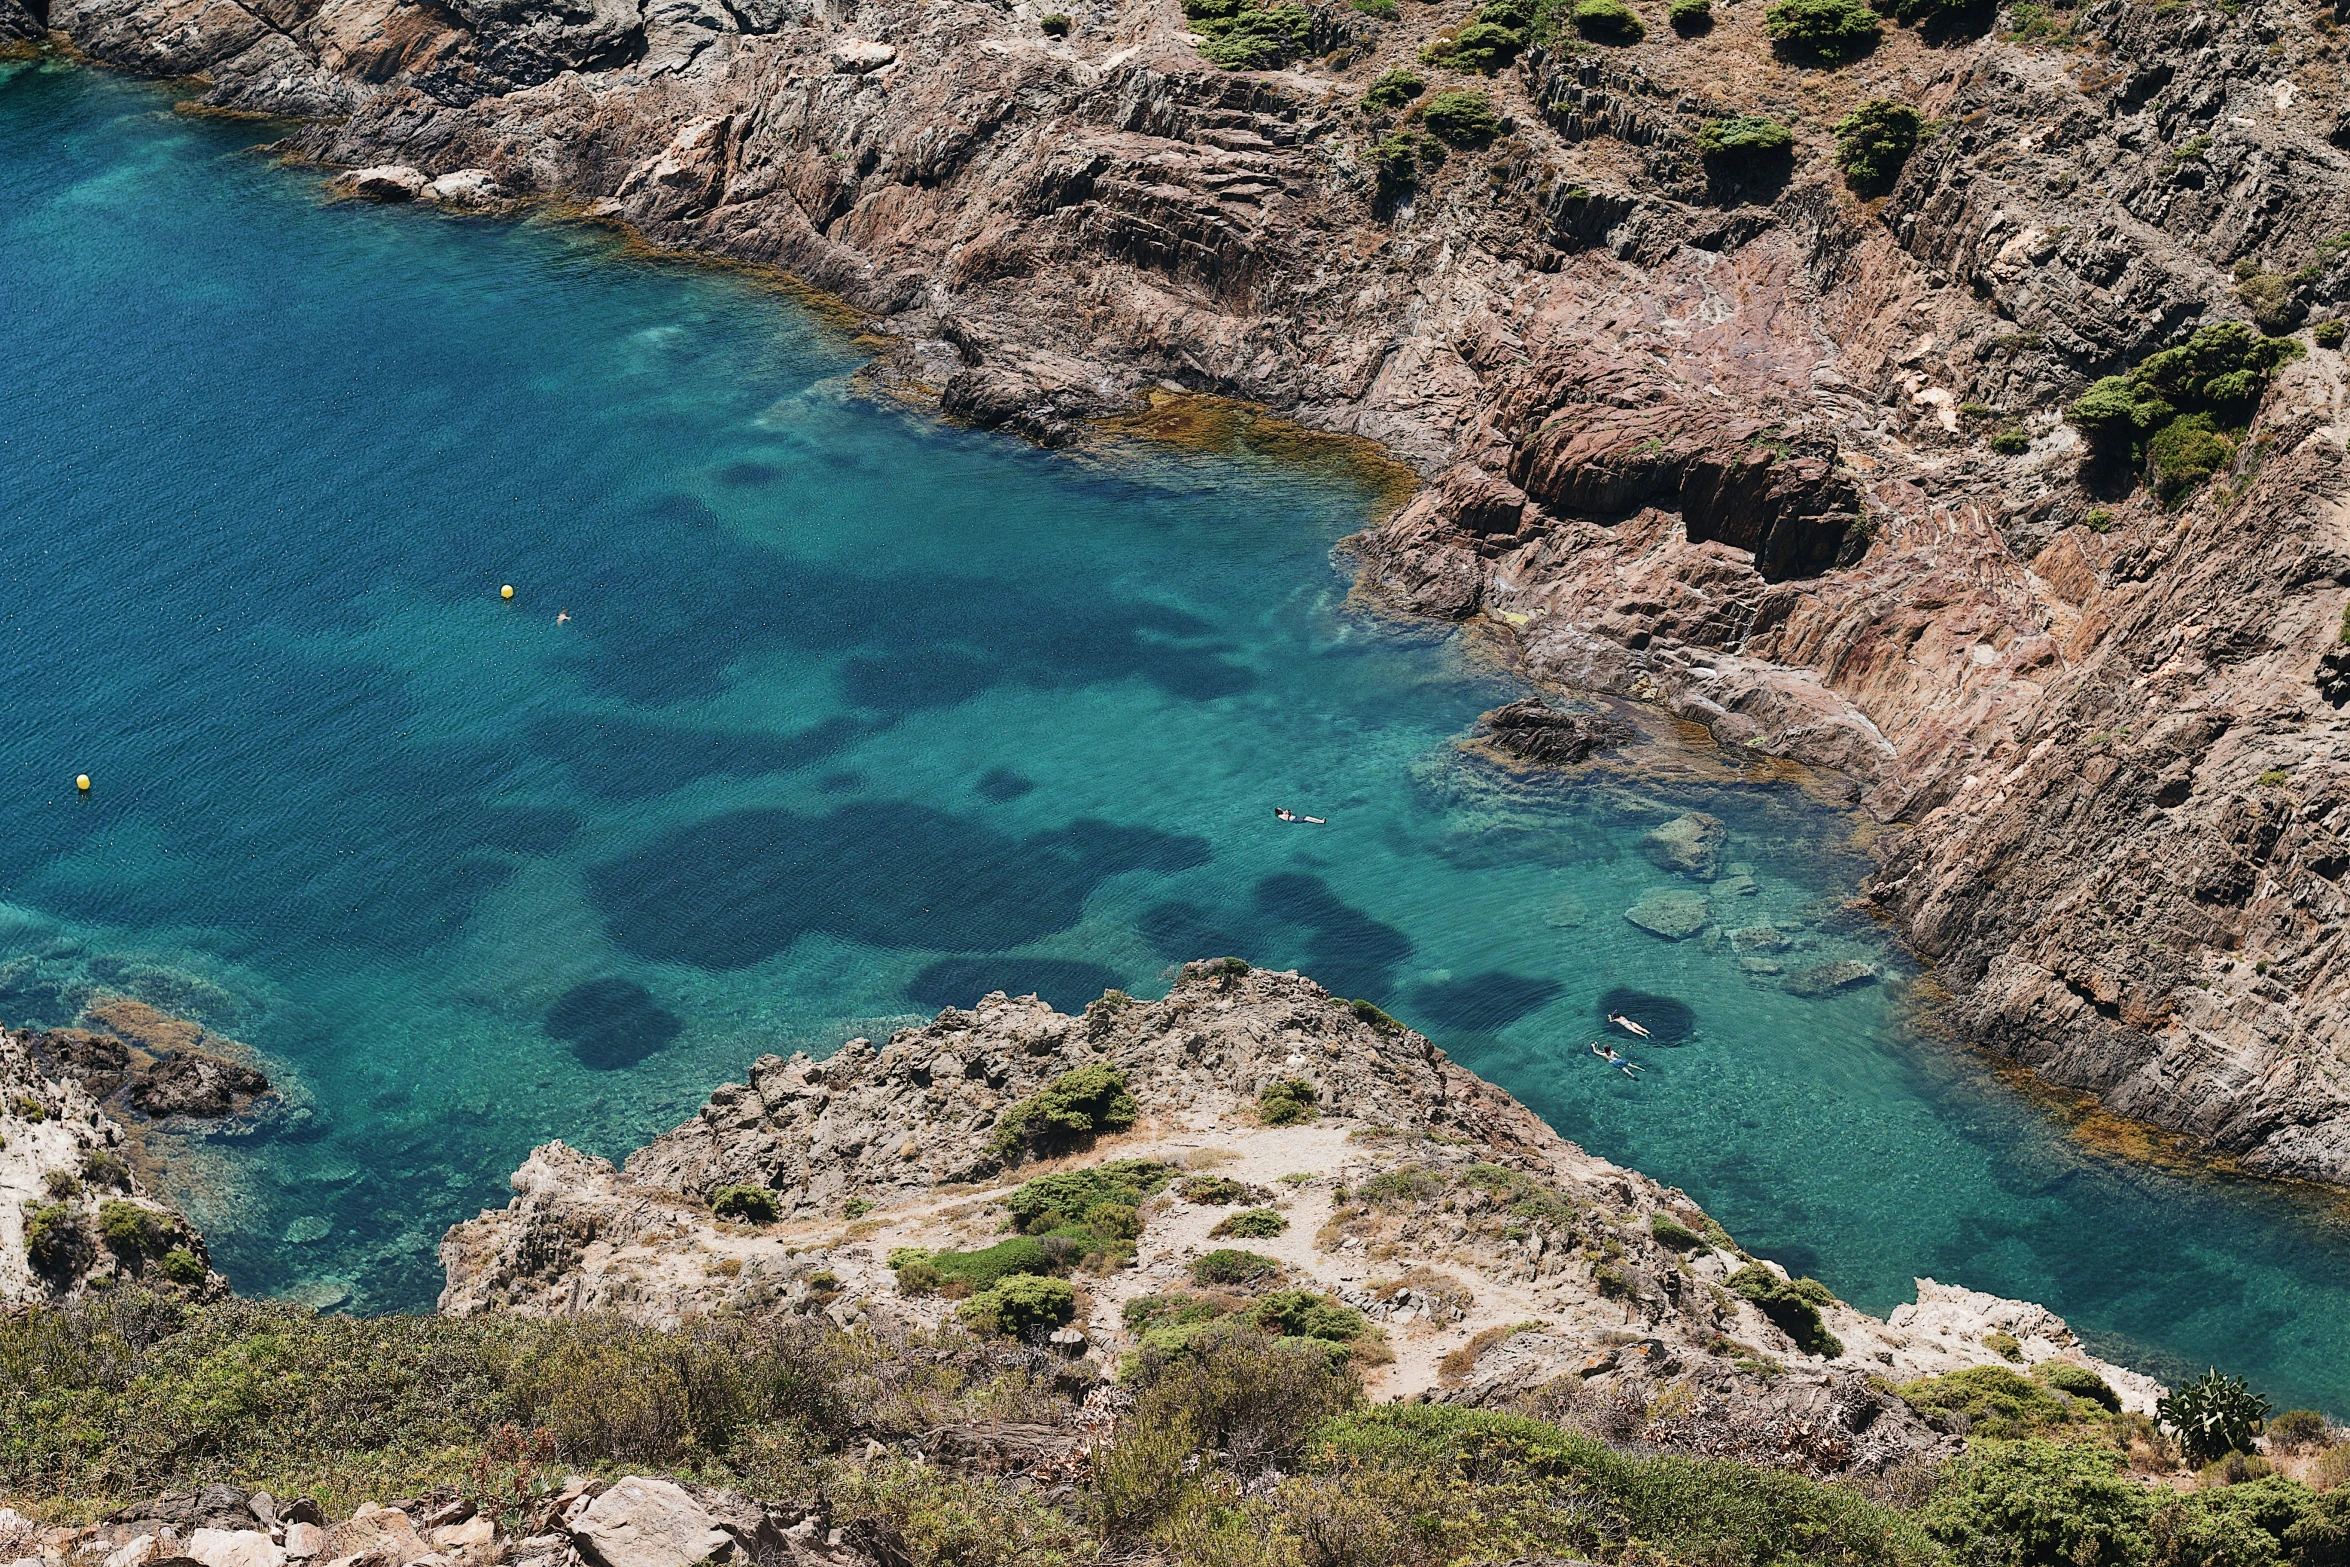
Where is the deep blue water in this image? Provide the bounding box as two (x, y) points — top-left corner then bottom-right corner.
(4, 62), (2349, 1412)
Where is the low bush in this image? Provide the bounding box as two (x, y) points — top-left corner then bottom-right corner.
(837, 1459), (1092, 1567)
(2161, 1368), (2271, 1466)
(1763, 0), (1881, 59)
(989, 1064), (1139, 1160)
(80, 1149), (130, 1189)
(957, 1274), (1076, 1339)
(1668, 0), (1711, 31)
(158, 1247), (207, 1286)
(1349, 998), (1403, 1032)
(1129, 1325), (1359, 1477)
(2067, 321), (2300, 497)
(23, 1203), (84, 1278)
(1194, 0), (1313, 66)
(1360, 1164), (1444, 1208)
(1351, 0), (1400, 16)
(1571, 0), (1645, 40)
(1990, 427), (2031, 455)
(1421, 89), (1502, 147)
(1179, 1173), (1255, 1205)
(1191, 1248), (1282, 1287)
(893, 1237), (1053, 1295)
(1728, 1262), (1843, 1359)
(1253, 1289), (1365, 1342)
(1005, 1160), (1173, 1240)
(1210, 1206), (1287, 1239)
(2270, 1409), (2333, 1451)
(2317, 320), (2347, 349)
(1256, 1077), (1318, 1125)
(1898, 1365), (2100, 1441)
(1695, 114), (1795, 168)
(1361, 67), (1424, 111)
(1366, 132), (1422, 200)
(2036, 1362), (2121, 1413)
(2238, 268), (2302, 335)
(97, 1200), (172, 1256)
(1039, 11), (1070, 31)
(1302, 1403), (1937, 1563)
(1834, 100), (1922, 192)
(1649, 1214), (1703, 1250)
(710, 1185), (778, 1223)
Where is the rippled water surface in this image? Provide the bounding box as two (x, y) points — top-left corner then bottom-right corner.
(5, 63), (2349, 1412)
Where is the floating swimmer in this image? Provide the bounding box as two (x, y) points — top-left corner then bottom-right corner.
(1589, 1040), (1620, 1063)
(1620, 1063), (1641, 1078)
(1273, 808), (1330, 824)
(1609, 1013), (1652, 1039)
(556, 609), (571, 624)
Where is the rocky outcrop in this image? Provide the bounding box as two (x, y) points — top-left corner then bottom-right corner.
(29, 998), (275, 1125)
(0, 1028), (227, 1305)
(1479, 697), (1635, 767)
(33, 0), (2350, 1182)
(442, 964), (2156, 1478)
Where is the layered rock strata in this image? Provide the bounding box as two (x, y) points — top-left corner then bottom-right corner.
(443, 964), (2159, 1478)
(28, 0), (2350, 1179)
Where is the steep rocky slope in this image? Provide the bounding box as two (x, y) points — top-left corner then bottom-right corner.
(442, 962), (2161, 1479)
(22, 0), (2350, 1181)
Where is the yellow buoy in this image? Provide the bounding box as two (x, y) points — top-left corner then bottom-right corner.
(500, 584), (515, 600)
(75, 775), (90, 792)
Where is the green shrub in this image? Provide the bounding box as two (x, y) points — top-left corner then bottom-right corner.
(1304, 1403), (1936, 1564)
(1254, 1289), (1365, 1341)
(1421, 89), (1502, 147)
(11, 1095), (46, 1122)
(23, 1203), (84, 1277)
(42, 1169), (81, 1200)
(837, 1459), (1093, 1567)
(1922, 1439), (2152, 1566)
(158, 1247), (207, 1286)
(1039, 11), (1070, 31)
(1727, 1263), (1843, 1359)
(1571, 0), (1645, 40)
(1211, 1207), (1288, 1239)
(1695, 114), (1795, 166)
(2149, 414), (2237, 501)
(1990, 426), (2031, 455)
(1352, 0), (1400, 15)
(897, 1237), (1054, 1291)
(1360, 1164), (1443, 1207)
(1005, 1160), (1174, 1233)
(1179, 1174), (1255, 1205)
(957, 1274), (1076, 1338)
(1197, 4), (1312, 67)
(2238, 270), (2302, 335)
(1257, 1077), (1318, 1125)
(1191, 1249), (1282, 1286)
(1362, 67), (1424, 110)
(81, 1149), (130, 1188)
(1898, 1365), (2088, 1440)
(1834, 100), (1921, 191)
(2036, 1362), (2120, 1412)
(2317, 320), (2347, 349)
(1348, 998), (1403, 1032)
(98, 1200), (171, 1256)
(710, 1185), (779, 1223)
(2161, 1368), (2271, 1466)
(1763, 0), (1881, 58)
(990, 1064), (1140, 1159)
(1667, 0), (1711, 30)
(1366, 133), (1422, 199)
(1649, 1214), (1703, 1250)
(1131, 1325), (1359, 1476)
(2083, 507), (2113, 532)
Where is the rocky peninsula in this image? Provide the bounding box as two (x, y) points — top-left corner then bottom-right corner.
(13, 0), (2350, 1186)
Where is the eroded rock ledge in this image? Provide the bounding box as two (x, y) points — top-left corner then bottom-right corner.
(442, 963), (2161, 1481)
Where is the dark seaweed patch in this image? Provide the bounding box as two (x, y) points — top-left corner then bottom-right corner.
(976, 768), (1035, 802)
(1405, 970), (1564, 1033)
(545, 977), (682, 1069)
(1598, 987), (1695, 1045)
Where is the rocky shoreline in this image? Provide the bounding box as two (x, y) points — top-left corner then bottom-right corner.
(14, 0), (2350, 1184)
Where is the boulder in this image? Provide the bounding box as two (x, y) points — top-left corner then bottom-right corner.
(131, 1049), (270, 1117)
(569, 1478), (732, 1567)
(1728, 926), (1786, 951)
(281, 1525), (325, 1561)
(1784, 961), (1880, 998)
(319, 1505), (427, 1567)
(186, 1531), (284, 1567)
(1624, 890), (1709, 941)
(1481, 698), (1636, 766)
(423, 170), (503, 206)
(1638, 812), (1726, 878)
(332, 166), (428, 201)
(827, 38), (895, 72)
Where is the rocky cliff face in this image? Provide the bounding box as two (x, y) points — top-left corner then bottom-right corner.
(442, 963), (2160, 1478)
(27, 0), (2350, 1179)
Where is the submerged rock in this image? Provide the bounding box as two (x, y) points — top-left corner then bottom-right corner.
(1624, 889), (1709, 941)
(1638, 812), (1727, 879)
(1785, 960), (1880, 998)
(1480, 698), (1635, 767)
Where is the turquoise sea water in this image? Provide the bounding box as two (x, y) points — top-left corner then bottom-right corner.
(5, 62), (2350, 1411)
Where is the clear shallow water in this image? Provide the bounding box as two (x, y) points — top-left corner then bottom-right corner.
(4, 64), (2349, 1411)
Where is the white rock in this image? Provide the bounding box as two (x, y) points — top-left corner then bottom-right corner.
(105, 1535), (161, 1567)
(282, 1525), (325, 1561)
(187, 1529), (287, 1567)
(828, 38), (896, 71)
(423, 170), (504, 206)
(569, 1477), (731, 1567)
(333, 166), (427, 201)
(429, 1520), (493, 1551)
